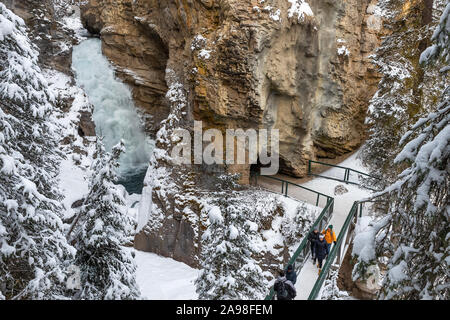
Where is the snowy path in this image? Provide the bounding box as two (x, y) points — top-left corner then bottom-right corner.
(295, 152), (372, 299)
(295, 259), (320, 299)
(257, 151), (372, 299)
(293, 177), (370, 299)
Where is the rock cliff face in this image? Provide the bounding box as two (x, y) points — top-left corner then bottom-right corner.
(79, 0), (384, 267)
(80, 0), (383, 180)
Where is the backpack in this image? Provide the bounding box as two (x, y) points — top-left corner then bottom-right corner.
(277, 279), (297, 300)
(277, 280), (289, 299)
(286, 281), (296, 299)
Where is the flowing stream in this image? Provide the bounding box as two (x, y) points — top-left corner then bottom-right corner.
(72, 38), (153, 194)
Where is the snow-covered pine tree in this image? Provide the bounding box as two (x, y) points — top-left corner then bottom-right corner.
(320, 267), (350, 300)
(0, 3), (75, 299)
(280, 202), (314, 246)
(195, 175), (268, 300)
(361, 0), (446, 187)
(374, 2), (449, 299)
(73, 140), (140, 300)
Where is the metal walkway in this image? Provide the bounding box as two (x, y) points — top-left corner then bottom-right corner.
(254, 174), (334, 300)
(256, 160), (379, 300)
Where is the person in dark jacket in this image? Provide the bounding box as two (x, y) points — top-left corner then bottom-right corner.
(315, 234), (328, 275)
(308, 228), (320, 263)
(285, 264), (297, 285)
(273, 270), (296, 300)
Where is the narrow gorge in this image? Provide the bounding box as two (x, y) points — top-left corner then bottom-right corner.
(75, 0), (386, 268)
(80, 0), (384, 181)
(1, 0), (447, 301)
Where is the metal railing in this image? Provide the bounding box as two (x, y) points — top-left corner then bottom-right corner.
(254, 173), (333, 208)
(251, 172), (335, 300)
(131, 201), (140, 208)
(307, 201), (367, 300)
(307, 160), (380, 190)
(265, 197), (335, 300)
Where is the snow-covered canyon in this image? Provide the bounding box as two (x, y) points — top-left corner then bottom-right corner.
(1, 0), (447, 302)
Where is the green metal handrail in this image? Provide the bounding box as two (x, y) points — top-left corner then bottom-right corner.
(254, 173), (333, 206)
(265, 197), (335, 300)
(307, 160), (381, 190)
(307, 201), (362, 300)
(131, 201), (140, 208)
(308, 160), (372, 176)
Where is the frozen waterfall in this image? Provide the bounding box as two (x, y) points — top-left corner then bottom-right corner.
(72, 38), (153, 194)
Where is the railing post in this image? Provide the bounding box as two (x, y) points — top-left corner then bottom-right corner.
(359, 202), (363, 218)
(308, 160), (311, 175)
(285, 182), (288, 197)
(316, 194), (320, 207)
(281, 181), (284, 194)
(336, 242), (341, 265)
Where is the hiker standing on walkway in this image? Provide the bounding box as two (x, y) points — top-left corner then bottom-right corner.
(286, 264), (297, 285)
(322, 225), (337, 256)
(273, 270), (297, 300)
(308, 228), (320, 263)
(315, 234), (328, 275)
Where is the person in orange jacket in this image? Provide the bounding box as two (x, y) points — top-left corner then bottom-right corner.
(322, 225), (337, 255)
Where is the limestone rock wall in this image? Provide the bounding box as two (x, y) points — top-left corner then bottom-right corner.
(80, 0), (383, 178)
